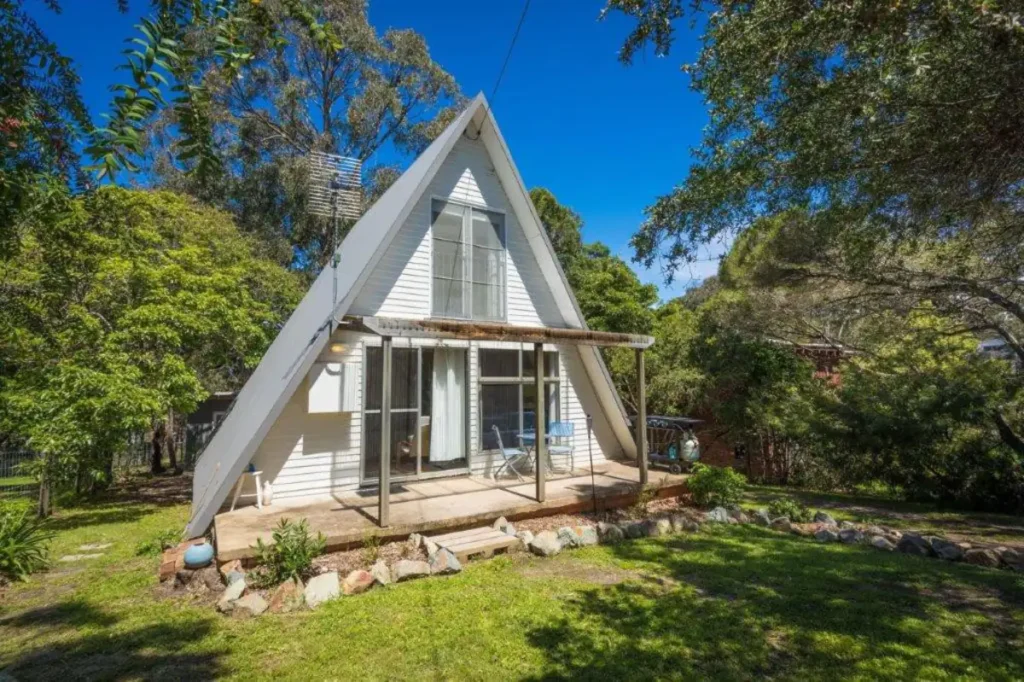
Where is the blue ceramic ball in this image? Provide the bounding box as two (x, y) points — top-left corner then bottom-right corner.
(183, 542), (214, 568)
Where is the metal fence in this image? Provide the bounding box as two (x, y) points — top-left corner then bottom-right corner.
(0, 449), (40, 499)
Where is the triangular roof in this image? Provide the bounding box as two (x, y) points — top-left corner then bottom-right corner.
(186, 94), (635, 536)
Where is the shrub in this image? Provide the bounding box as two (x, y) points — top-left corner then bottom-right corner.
(0, 509), (54, 583)
(251, 518), (326, 587)
(135, 528), (181, 557)
(767, 498), (814, 523)
(687, 464), (746, 508)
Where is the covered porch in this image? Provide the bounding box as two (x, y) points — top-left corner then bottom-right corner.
(214, 460), (686, 561)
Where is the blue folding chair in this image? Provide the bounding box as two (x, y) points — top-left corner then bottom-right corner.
(491, 424), (529, 481)
(547, 422), (575, 473)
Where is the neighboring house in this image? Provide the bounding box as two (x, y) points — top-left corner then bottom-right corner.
(187, 95), (653, 538)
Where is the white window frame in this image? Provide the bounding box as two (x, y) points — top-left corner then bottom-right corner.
(429, 197), (507, 321)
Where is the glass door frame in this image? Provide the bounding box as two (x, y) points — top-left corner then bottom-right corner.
(360, 342), (471, 485)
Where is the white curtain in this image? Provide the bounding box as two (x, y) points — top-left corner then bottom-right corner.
(429, 348), (466, 462)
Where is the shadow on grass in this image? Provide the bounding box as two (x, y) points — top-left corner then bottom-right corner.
(43, 504), (159, 533)
(1, 599), (225, 681)
(525, 526), (1024, 680)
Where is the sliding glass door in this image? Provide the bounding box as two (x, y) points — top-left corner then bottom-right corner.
(362, 345), (469, 483)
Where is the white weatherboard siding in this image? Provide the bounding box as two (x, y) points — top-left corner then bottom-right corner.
(351, 136), (562, 327)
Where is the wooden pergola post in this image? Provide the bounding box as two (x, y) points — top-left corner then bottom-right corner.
(534, 342), (546, 503)
(378, 335), (392, 527)
(636, 348), (648, 485)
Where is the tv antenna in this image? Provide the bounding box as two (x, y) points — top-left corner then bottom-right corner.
(307, 151), (362, 331)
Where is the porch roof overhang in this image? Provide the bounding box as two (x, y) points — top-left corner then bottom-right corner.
(344, 316), (655, 349)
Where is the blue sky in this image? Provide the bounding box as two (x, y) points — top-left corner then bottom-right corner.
(28, 0), (722, 299)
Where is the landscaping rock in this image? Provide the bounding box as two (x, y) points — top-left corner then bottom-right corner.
(370, 560), (392, 586)
(343, 570), (376, 595)
(226, 570), (245, 586)
(557, 526), (584, 548)
(964, 548), (1001, 568)
(423, 538), (440, 559)
(623, 521), (647, 539)
(870, 536), (896, 551)
(493, 516), (510, 533)
(219, 559), (243, 580)
(706, 507), (730, 523)
(429, 549), (462, 576)
(839, 520), (856, 531)
(726, 506), (747, 522)
(597, 522), (623, 543)
(268, 579), (304, 613)
(304, 571), (340, 608)
(502, 522), (516, 537)
(897, 533), (933, 557)
(195, 565), (225, 593)
(997, 546), (1023, 569)
(78, 542), (113, 551)
(232, 593), (268, 618)
(174, 569), (196, 588)
(865, 526), (886, 537)
(645, 517), (673, 538)
(930, 538), (965, 562)
(529, 531), (562, 557)
(752, 510), (772, 527)
(392, 560), (431, 582)
(813, 512), (837, 527)
(814, 528), (839, 543)
(790, 523), (817, 538)
(217, 578), (246, 613)
(59, 553), (104, 562)
(515, 530), (535, 549)
(770, 517), (792, 532)
(578, 526), (599, 547)
(408, 532), (423, 549)
(838, 529), (864, 545)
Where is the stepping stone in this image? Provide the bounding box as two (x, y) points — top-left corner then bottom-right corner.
(59, 553), (104, 562)
(78, 543), (113, 551)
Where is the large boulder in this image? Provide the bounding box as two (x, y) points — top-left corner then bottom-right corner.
(429, 549), (462, 576)
(556, 526), (584, 549)
(392, 560), (431, 582)
(770, 517), (792, 533)
(623, 522), (647, 539)
(706, 507), (730, 523)
(268, 579), (304, 613)
(597, 522), (624, 544)
(232, 593), (268, 618)
(997, 546), (1023, 570)
(870, 536), (896, 551)
(838, 528), (864, 545)
(964, 548), (1001, 568)
(752, 510), (772, 527)
(577, 526), (599, 547)
(814, 528), (839, 543)
(813, 511), (838, 527)
(529, 531), (562, 557)
(897, 533), (933, 557)
(216, 577), (246, 613)
(370, 560), (392, 586)
(304, 571), (341, 608)
(930, 538), (965, 562)
(342, 570), (376, 595)
(669, 514), (699, 533)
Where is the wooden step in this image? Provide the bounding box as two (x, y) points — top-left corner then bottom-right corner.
(432, 526), (520, 563)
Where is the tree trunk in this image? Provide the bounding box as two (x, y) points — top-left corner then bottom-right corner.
(166, 409), (180, 475)
(151, 423), (165, 475)
(37, 467), (51, 519)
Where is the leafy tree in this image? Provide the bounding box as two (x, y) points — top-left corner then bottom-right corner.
(529, 187), (583, 272)
(141, 0), (462, 270)
(0, 187), (302, 505)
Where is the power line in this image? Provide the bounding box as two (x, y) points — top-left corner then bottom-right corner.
(471, 0), (531, 138)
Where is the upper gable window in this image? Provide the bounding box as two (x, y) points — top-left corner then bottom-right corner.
(431, 199), (506, 321)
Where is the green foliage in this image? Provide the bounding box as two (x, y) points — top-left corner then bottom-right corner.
(134, 527), (181, 557)
(766, 498), (813, 524)
(251, 517), (326, 587)
(687, 463), (746, 508)
(0, 508), (53, 582)
(0, 186), (303, 491)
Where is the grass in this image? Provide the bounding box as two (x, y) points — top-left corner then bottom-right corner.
(742, 485), (1024, 545)
(1, 489), (1023, 680)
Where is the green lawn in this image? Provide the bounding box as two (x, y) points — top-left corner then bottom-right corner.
(2, 491), (1024, 680)
(743, 485), (1024, 546)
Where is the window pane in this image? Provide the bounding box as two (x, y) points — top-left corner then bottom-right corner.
(523, 383), (559, 431)
(472, 209), (504, 249)
(432, 201), (465, 242)
(433, 240), (465, 280)
(432, 277), (464, 318)
(480, 384), (520, 451)
(473, 283), (503, 320)
(479, 349), (518, 378)
(523, 350), (558, 377)
(364, 347), (418, 410)
(471, 246), (504, 285)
